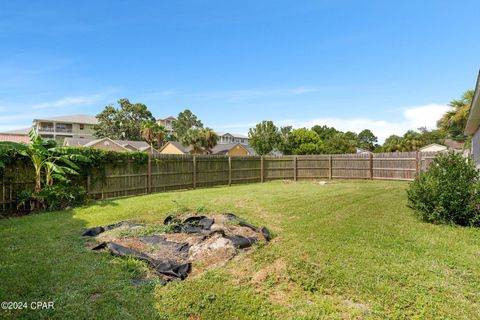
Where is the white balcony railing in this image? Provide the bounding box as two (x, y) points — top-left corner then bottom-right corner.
(38, 127), (55, 132)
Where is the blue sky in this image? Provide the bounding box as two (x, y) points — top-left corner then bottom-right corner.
(1, 0), (479, 141)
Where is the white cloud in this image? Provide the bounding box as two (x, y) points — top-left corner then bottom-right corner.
(403, 104), (450, 128)
(32, 93), (107, 109)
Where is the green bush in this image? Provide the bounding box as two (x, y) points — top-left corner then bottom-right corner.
(18, 183), (87, 211)
(407, 152), (480, 226)
(37, 183), (87, 210)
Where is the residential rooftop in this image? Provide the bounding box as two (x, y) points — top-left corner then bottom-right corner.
(33, 114), (98, 125)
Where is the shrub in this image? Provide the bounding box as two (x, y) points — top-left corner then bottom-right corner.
(37, 183), (87, 210)
(18, 183), (87, 211)
(407, 152), (480, 226)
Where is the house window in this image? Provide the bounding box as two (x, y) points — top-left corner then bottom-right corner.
(80, 124), (85, 130)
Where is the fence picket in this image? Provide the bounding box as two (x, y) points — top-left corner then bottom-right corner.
(0, 151), (444, 210)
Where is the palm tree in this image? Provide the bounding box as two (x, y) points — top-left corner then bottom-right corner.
(382, 135), (403, 152)
(153, 124), (167, 148)
(181, 128), (205, 154)
(437, 90), (474, 139)
(141, 120), (156, 147)
(401, 130), (424, 151)
(200, 128), (219, 154)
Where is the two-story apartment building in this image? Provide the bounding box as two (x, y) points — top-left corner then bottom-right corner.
(216, 132), (249, 145)
(156, 116), (176, 135)
(33, 114), (98, 142)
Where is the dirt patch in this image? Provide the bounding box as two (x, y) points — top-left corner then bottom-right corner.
(188, 233), (237, 276)
(82, 213), (271, 284)
(113, 237), (149, 252)
(251, 258), (287, 284)
(343, 299), (370, 315)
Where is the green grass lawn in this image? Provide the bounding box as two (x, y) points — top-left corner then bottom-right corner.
(1, 180), (480, 319)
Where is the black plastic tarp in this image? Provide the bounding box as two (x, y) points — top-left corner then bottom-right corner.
(81, 221), (144, 237)
(92, 242), (191, 279)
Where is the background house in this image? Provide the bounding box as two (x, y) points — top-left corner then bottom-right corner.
(443, 139), (465, 151)
(64, 137), (158, 153)
(464, 71), (480, 165)
(159, 141), (256, 156)
(159, 141), (198, 155)
(156, 116), (176, 135)
(32, 114), (98, 142)
(212, 143), (256, 156)
(419, 143), (447, 153)
(0, 127), (31, 143)
(216, 132), (249, 145)
(356, 147), (373, 154)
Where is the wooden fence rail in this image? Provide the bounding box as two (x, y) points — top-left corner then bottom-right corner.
(0, 151), (441, 211)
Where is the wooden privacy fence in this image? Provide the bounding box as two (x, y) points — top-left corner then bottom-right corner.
(0, 151), (439, 210)
(86, 151), (438, 200)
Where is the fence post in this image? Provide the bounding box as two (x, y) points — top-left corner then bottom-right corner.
(369, 153), (373, 180)
(193, 156), (197, 189)
(2, 176), (5, 212)
(415, 151), (420, 177)
(228, 156), (232, 186)
(147, 154), (152, 193)
(328, 155), (333, 180)
(293, 156), (297, 181)
(86, 174), (91, 197)
(260, 156), (264, 183)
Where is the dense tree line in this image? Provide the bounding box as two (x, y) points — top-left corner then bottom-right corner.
(248, 121), (379, 155)
(93, 99), (218, 153)
(93, 88), (472, 156)
(249, 89), (473, 155)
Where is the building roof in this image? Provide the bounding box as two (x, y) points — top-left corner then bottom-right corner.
(212, 143), (256, 155)
(116, 140), (151, 149)
(215, 132), (249, 139)
(0, 127), (31, 135)
(419, 143), (447, 151)
(157, 116), (177, 121)
(0, 134), (30, 144)
(356, 147), (372, 154)
(443, 139), (464, 150)
(465, 70), (480, 135)
(158, 141), (194, 154)
(33, 114), (98, 125)
(165, 141), (193, 153)
(64, 137), (150, 150)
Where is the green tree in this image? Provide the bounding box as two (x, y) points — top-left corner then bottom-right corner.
(288, 128), (323, 155)
(276, 126), (293, 155)
(357, 129), (378, 151)
(181, 128), (204, 153)
(179, 127), (218, 154)
(0, 130), (89, 207)
(382, 135), (403, 152)
(437, 90), (474, 139)
(248, 121), (280, 155)
(94, 98), (154, 140)
(324, 132), (356, 154)
(311, 125), (339, 140)
(401, 130), (424, 151)
(200, 128), (219, 154)
(141, 120), (167, 149)
(417, 127), (445, 145)
(173, 109), (203, 142)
